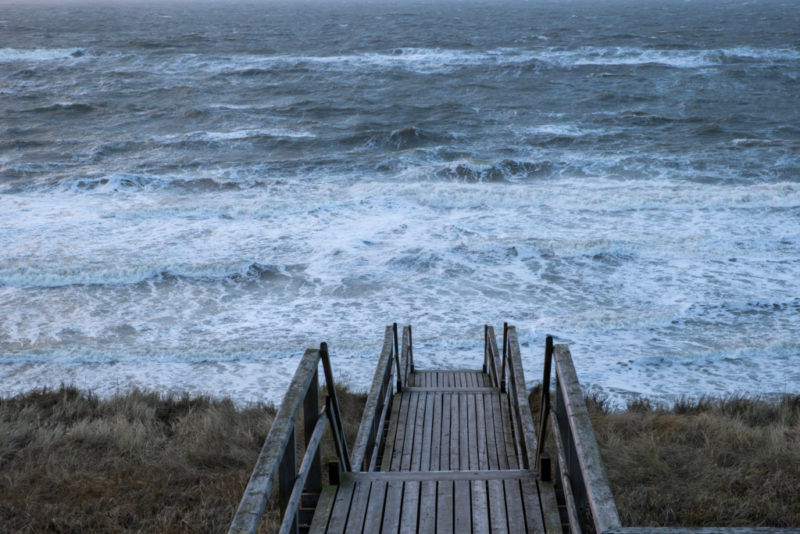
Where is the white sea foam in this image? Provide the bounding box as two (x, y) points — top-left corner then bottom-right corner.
(0, 47), (89, 62)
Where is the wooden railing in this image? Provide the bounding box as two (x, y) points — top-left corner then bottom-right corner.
(535, 339), (621, 534)
(228, 343), (350, 534)
(400, 324), (414, 389)
(351, 326), (396, 472)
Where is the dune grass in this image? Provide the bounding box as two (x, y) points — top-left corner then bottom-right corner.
(1, 385), (798, 532)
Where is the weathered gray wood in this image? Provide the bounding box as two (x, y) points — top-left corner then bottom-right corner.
(490, 392), (510, 470)
(390, 390), (411, 470)
(430, 392), (442, 471)
(483, 393), (500, 470)
(459, 393), (469, 470)
(471, 480), (490, 534)
(450, 391), (460, 470)
(410, 392), (427, 471)
(404, 386), (496, 393)
(325, 475), (356, 533)
(550, 413), (582, 534)
(554, 343), (621, 533)
(467, 393), (478, 469)
(348, 469), (537, 482)
(507, 327), (539, 470)
(535, 335), (554, 476)
(367, 371), (393, 472)
(278, 428), (298, 534)
(307, 484), (337, 534)
(504, 479), (526, 534)
(361, 481), (387, 532)
(278, 411), (328, 534)
(454, 480), (472, 533)
(488, 479), (509, 534)
(380, 392), (403, 472)
(320, 343), (351, 472)
(399, 480), (420, 533)
(343, 478), (371, 534)
(520, 477), (546, 534)
(499, 390), (521, 469)
(420, 393), (434, 471)
(537, 477), (565, 534)
(418, 480), (437, 532)
(351, 326), (394, 471)
(402, 326), (413, 388)
(437, 480), (454, 533)
(475, 393), (488, 470)
(401, 392), (420, 470)
(381, 480), (403, 532)
(487, 325), (503, 389)
(229, 348), (321, 534)
(440, 392), (451, 470)
(303, 370), (321, 494)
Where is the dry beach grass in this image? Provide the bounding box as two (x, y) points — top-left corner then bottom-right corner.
(1, 385), (798, 532)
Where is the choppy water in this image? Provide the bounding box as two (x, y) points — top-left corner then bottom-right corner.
(1, 0), (799, 405)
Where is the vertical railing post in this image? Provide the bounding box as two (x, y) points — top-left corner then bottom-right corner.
(483, 325), (488, 374)
(303, 370), (321, 494)
(320, 342), (351, 471)
(408, 324), (414, 373)
(500, 322), (508, 392)
(393, 323), (402, 392)
(278, 428), (298, 534)
(535, 335), (554, 479)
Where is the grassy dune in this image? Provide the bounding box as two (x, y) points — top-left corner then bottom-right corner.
(1, 386), (798, 532)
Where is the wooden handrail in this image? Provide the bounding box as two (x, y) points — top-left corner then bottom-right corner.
(351, 326), (395, 471)
(484, 325), (502, 389)
(504, 326), (539, 470)
(401, 325), (413, 388)
(229, 344), (351, 534)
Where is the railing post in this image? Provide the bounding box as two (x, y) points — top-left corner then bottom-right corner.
(535, 335), (554, 479)
(408, 324), (414, 373)
(320, 342), (351, 471)
(393, 323), (402, 392)
(483, 325), (488, 373)
(278, 428), (298, 534)
(303, 370), (321, 494)
(500, 322), (508, 392)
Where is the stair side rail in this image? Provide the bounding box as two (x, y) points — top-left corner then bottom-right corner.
(229, 344), (350, 534)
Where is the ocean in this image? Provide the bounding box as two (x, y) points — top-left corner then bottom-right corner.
(1, 0), (798, 405)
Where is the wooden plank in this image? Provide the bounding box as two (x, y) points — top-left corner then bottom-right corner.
(440, 393), (451, 471)
(471, 480), (490, 534)
(503, 479), (526, 534)
(361, 481), (387, 533)
(475, 393), (489, 471)
(381, 480), (403, 532)
(607, 529), (800, 534)
(553, 343), (622, 533)
(499, 392), (520, 469)
(550, 413), (583, 533)
(483, 393), (500, 470)
(229, 349), (321, 534)
(520, 477), (546, 533)
(418, 480), (437, 532)
(410, 392), (427, 471)
(490, 392), (509, 470)
(537, 478), (564, 534)
(399, 481), (420, 533)
(351, 326), (394, 471)
(430, 393), (442, 471)
(344, 480), (371, 534)
(450, 391), (460, 470)
(400, 392), (420, 471)
(487, 479), (508, 534)
(453, 480), (472, 533)
(467, 393), (479, 469)
(348, 470), (537, 482)
(403, 386), (496, 393)
(436, 481), (454, 534)
(307, 484), (337, 534)
(420, 393), (434, 471)
(390, 392), (412, 470)
(380, 393), (403, 472)
(325, 475), (356, 533)
(458, 393), (469, 470)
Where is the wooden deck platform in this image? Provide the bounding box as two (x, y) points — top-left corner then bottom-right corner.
(310, 368), (547, 533)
